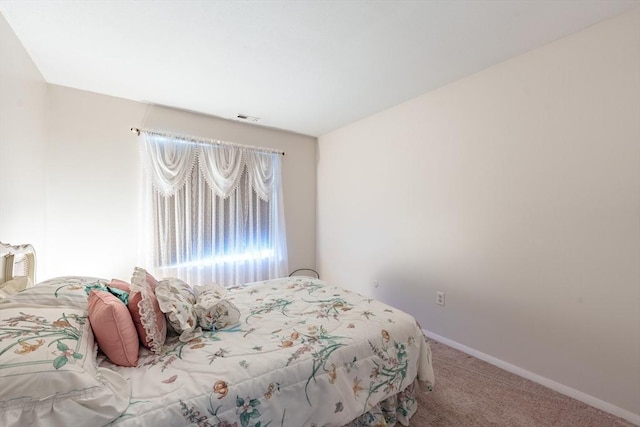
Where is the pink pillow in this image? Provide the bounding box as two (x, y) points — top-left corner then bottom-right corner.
(88, 290), (139, 367)
(116, 275), (157, 292)
(110, 277), (166, 351)
(130, 267), (166, 353)
(109, 279), (130, 292)
(144, 272), (158, 292)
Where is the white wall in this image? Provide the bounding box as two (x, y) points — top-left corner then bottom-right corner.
(0, 13), (47, 280)
(44, 86), (147, 279)
(317, 9), (640, 418)
(44, 87), (316, 281)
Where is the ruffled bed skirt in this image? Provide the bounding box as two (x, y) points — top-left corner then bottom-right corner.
(343, 378), (427, 427)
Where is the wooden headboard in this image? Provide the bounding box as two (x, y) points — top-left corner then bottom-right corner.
(0, 242), (36, 285)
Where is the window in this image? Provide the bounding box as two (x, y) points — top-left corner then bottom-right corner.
(139, 132), (287, 286)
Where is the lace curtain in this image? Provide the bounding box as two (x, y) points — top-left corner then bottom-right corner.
(139, 132), (288, 286)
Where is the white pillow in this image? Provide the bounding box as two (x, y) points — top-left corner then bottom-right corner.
(0, 306), (130, 426)
(155, 278), (199, 342)
(193, 283), (240, 331)
(0, 276), (31, 298)
(0, 276), (105, 309)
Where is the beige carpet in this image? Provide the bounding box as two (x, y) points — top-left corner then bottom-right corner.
(410, 340), (636, 427)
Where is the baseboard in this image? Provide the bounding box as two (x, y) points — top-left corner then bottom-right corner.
(422, 329), (640, 426)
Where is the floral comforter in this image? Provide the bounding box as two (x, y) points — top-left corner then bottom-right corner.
(0, 276), (434, 426)
(106, 277), (434, 426)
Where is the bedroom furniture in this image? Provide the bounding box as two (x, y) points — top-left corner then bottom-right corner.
(0, 242), (36, 297)
(0, 273), (434, 426)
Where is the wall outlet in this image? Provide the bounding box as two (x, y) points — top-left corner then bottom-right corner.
(436, 291), (445, 306)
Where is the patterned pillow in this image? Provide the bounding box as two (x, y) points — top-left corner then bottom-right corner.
(0, 306), (130, 425)
(193, 284), (240, 330)
(0, 276), (106, 309)
(155, 278), (198, 341)
(88, 290), (139, 367)
(129, 267), (166, 353)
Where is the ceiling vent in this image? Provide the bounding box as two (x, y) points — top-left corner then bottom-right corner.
(236, 114), (260, 122)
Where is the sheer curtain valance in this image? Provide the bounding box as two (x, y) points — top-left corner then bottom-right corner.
(142, 134), (279, 200)
(139, 132), (288, 287)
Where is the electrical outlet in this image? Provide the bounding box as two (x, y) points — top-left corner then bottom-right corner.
(436, 291), (445, 306)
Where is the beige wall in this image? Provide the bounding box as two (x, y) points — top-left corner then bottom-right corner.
(44, 86), (146, 279)
(0, 13), (47, 279)
(318, 9), (640, 417)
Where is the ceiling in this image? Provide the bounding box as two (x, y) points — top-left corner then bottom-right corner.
(1, 1), (638, 137)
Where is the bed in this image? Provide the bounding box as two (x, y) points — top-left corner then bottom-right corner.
(0, 272), (434, 426)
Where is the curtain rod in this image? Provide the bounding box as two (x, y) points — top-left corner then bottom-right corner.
(130, 127), (285, 156)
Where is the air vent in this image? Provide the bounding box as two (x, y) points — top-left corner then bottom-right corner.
(236, 114), (260, 122)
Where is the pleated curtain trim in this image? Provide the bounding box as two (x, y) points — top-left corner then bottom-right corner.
(141, 134), (277, 201)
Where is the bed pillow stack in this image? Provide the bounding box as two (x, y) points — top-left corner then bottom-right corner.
(88, 267), (240, 366)
(87, 268), (167, 366)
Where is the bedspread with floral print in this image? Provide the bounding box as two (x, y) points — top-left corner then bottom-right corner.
(103, 277), (434, 427)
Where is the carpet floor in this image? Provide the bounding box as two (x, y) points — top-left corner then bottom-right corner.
(409, 340), (636, 427)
